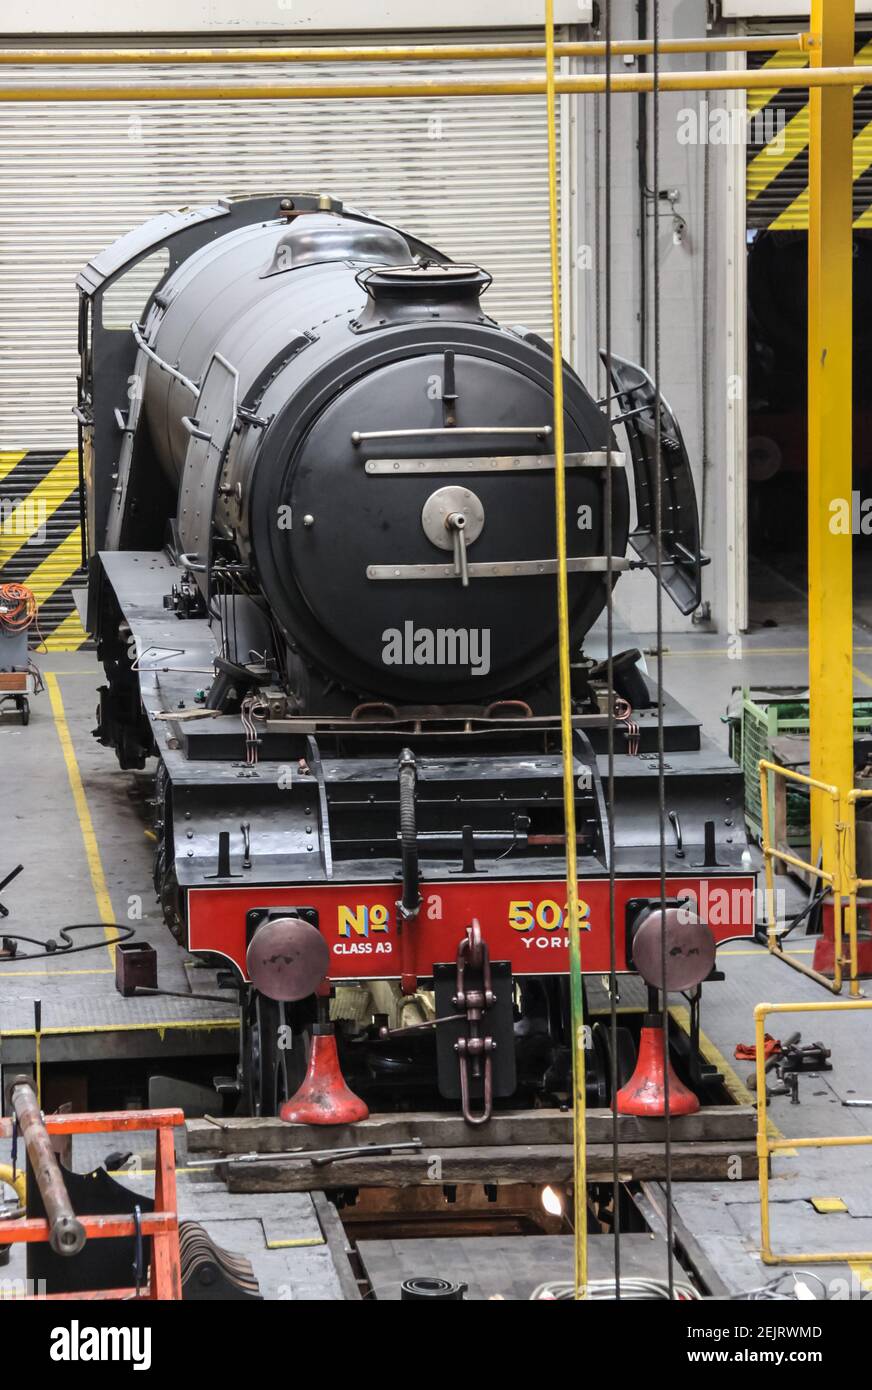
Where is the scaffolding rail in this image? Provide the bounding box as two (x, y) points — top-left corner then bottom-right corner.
(755, 999), (872, 1266)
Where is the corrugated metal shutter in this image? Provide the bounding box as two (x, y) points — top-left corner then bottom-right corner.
(0, 448), (82, 647)
(0, 30), (562, 648)
(745, 35), (872, 229)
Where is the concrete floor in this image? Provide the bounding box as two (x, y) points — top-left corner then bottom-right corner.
(0, 651), (239, 1082)
(639, 607), (872, 1300)
(0, 651), (343, 1299)
(1, 613), (871, 1299)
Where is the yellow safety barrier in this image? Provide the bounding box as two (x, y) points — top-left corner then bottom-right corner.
(844, 788), (872, 992)
(0, 1164), (25, 1207)
(755, 999), (872, 1264)
(0, 35), (809, 67)
(758, 759), (855, 993)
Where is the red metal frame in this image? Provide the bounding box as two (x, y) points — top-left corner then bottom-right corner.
(188, 873), (757, 982)
(0, 1107), (184, 1301)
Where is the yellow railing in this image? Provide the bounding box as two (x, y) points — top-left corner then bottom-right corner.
(844, 789), (872, 990)
(758, 759), (854, 993)
(755, 999), (872, 1264)
(0, 35), (809, 65)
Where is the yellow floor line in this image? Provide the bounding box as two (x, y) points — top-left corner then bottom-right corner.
(658, 646), (872, 660)
(661, 646), (811, 659)
(107, 1167), (197, 1178)
(0, 968), (115, 978)
(45, 672), (117, 964)
(720, 947), (814, 957)
(848, 1261), (872, 1292)
(0, 1019), (238, 1039)
(265, 1237), (326, 1250)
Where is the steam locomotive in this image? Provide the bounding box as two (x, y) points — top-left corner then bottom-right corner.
(77, 193), (754, 1123)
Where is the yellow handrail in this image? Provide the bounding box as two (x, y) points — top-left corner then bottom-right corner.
(843, 787), (872, 991)
(545, 0), (586, 1303)
(0, 1164), (25, 1207)
(758, 759), (850, 993)
(755, 999), (872, 1264)
(0, 35), (808, 66)
(0, 66), (871, 103)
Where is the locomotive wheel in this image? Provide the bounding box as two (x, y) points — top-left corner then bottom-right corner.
(596, 1021), (637, 1094)
(587, 1022), (637, 1106)
(240, 992), (309, 1117)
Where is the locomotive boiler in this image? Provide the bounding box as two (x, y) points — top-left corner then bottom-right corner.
(77, 192), (754, 1123)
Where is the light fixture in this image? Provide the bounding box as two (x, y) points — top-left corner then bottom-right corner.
(541, 1184), (563, 1217)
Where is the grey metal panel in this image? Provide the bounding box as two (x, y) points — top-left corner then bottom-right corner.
(0, 4), (591, 33)
(177, 351), (239, 588)
(77, 200), (232, 292)
(0, 30), (561, 451)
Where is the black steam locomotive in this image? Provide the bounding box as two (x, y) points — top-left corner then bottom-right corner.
(77, 193), (752, 1123)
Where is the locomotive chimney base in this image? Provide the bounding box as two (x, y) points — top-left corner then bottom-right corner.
(280, 1023), (369, 1126)
(616, 1017), (700, 1118)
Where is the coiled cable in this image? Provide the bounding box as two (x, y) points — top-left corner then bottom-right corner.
(0, 922), (136, 961)
(531, 1277), (701, 1301)
(0, 583), (37, 633)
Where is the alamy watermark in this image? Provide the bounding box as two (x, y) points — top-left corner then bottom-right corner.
(50, 1321), (151, 1369)
(829, 493), (872, 534)
(382, 621), (491, 676)
(0, 496), (47, 545)
(677, 99), (787, 154)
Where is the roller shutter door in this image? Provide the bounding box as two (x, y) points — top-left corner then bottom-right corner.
(0, 30), (563, 648)
(745, 36), (872, 229)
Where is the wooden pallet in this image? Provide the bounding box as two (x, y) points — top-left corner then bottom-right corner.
(187, 1106), (759, 1193)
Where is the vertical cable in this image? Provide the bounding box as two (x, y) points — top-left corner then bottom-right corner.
(700, 52), (711, 547)
(652, 0), (676, 1296)
(603, 0), (622, 1300)
(544, 0), (587, 1301)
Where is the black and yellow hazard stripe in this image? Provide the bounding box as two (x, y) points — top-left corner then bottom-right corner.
(747, 38), (872, 230)
(0, 449), (88, 651)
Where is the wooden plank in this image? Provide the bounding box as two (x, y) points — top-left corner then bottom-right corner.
(187, 1105), (755, 1155)
(224, 1141), (759, 1193)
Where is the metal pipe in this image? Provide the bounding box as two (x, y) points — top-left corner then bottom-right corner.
(0, 35), (808, 66)
(545, 0), (587, 1303)
(807, 0), (855, 929)
(758, 759), (852, 992)
(6, 1076), (86, 1256)
(754, 1009), (771, 1261)
(756, 999), (872, 1016)
(765, 944), (841, 995)
(636, 0), (648, 368)
(0, 67), (869, 103)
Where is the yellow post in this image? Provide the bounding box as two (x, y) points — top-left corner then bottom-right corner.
(544, 0), (586, 1301)
(807, 1), (854, 877)
(754, 1005), (772, 1261)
